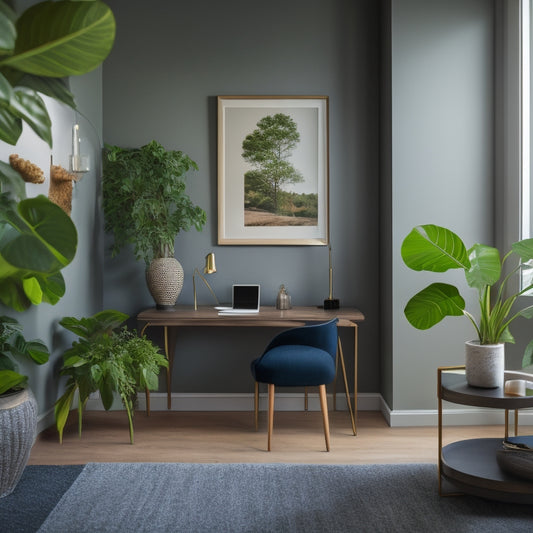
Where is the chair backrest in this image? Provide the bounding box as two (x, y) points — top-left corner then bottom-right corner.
(263, 318), (338, 359)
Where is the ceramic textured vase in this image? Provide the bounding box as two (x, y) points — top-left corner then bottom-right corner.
(465, 340), (505, 388)
(146, 257), (184, 310)
(0, 388), (37, 498)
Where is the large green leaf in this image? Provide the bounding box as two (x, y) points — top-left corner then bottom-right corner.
(0, 194), (77, 311)
(15, 74), (75, 109)
(512, 238), (533, 262)
(0, 369), (26, 395)
(401, 224), (470, 272)
(0, 105), (22, 144)
(465, 244), (501, 290)
(0, 2), (16, 54)
(0, 1), (116, 77)
(404, 282), (466, 330)
(0, 160), (26, 199)
(11, 88), (52, 146)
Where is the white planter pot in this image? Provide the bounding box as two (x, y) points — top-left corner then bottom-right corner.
(465, 340), (505, 388)
(146, 257), (184, 310)
(0, 388), (37, 498)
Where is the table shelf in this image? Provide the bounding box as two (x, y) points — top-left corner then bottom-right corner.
(438, 367), (533, 503)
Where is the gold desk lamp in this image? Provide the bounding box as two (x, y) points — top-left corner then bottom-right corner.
(193, 253), (220, 310)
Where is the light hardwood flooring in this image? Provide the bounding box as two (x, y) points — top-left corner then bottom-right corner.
(29, 410), (525, 465)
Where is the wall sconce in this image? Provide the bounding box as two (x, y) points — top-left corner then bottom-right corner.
(70, 123), (89, 176)
(193, 253), (220, 310)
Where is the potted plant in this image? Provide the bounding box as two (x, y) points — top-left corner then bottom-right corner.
(102, 140), (207, 309)
(401, 224), (533, 388)
(0, 316), (49, 497)
(54, 310), (168, 444)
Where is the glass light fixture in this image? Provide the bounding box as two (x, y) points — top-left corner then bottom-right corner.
(70, 123), (89, 175)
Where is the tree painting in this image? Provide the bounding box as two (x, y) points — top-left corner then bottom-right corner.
(242, 113), (318, 227)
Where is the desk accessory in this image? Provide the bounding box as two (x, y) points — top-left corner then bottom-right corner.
(323, 245), (339, 309)
(193, 253), (220, 310)
(276, 285), (291, 310)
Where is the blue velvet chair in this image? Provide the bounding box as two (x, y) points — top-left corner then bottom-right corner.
(250, 318), (338, 451)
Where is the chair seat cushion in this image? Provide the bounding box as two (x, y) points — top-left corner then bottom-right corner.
(251, 345), (336, 387)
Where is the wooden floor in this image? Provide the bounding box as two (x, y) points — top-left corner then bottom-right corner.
(29, 410), (525, 465)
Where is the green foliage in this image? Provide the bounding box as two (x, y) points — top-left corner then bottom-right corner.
(242, 113), (303, 213)
(102, 140), (207, 264)
(0, 193), (77, 311)
(54, 310), (168, 444)
(0, 315), (49, 395)
(0, 0), (115, 147)
(401, 224), (533, 352)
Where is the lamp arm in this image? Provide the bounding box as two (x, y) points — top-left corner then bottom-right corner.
(193, 268), (220, 310)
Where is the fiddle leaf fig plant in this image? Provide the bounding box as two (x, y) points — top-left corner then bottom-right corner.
(55, 310), (168, 444)
(102, 140), (207, 265)
(401, 224), (533, 347)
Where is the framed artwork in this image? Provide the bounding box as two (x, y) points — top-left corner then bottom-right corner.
(217, 95), (329, 245)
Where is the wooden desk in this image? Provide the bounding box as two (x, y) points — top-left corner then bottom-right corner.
(137, 306), (364, 435)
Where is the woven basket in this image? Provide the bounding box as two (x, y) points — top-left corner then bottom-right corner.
(146, 257), (184, 309)
(0, 388), (37, 498)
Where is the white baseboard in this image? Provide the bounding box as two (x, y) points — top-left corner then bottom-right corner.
(39, 392), (533, 432)
(382, 398), (533, 427)
(85, 392), (382, 413)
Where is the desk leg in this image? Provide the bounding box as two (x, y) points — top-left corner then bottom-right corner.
(337, 336), (357, 436)
(141, 323), (177, 414)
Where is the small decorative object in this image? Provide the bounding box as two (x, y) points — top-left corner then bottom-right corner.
(496, 437), (533, 482)
(9, 154), (45, 183)
(49, 162), (78, 216)
(193, 253), (219, 310)
(0, 316), (49, 498)
(276, 284), (291, 310)
(146, 257), (184, 310)
(102, 141), (206, 308)
(401, 225), (533, 387)
(70, 123), (89, 175)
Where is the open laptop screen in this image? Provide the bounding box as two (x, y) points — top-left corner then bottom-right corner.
(232, 284), (260, 310)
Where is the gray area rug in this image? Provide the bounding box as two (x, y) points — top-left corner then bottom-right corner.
(36, 463), (533, 533)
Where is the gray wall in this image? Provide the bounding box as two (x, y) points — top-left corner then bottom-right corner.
(384, 0), (497, 411)
(102, 0), (381, 395)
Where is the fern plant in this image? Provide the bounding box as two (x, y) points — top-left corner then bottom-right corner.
(54, 310), (167, 444)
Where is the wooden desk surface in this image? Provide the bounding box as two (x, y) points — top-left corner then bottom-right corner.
(137, 306), (364, 328)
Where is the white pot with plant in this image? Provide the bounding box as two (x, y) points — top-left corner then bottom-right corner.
(401, 224), (533, 388)
(102, 141), (207, 309)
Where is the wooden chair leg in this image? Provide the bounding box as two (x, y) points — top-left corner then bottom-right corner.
(254, 381), (259, 431)
(268, 383), (275, 451)
(319, 384), (331, 452)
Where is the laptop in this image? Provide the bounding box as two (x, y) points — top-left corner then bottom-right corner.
(217, 284), (260, 315)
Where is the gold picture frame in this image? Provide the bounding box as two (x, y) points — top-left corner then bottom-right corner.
(217, 95), (329, 245)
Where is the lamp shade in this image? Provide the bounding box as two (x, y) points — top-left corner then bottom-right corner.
(204, 253), (216, 274)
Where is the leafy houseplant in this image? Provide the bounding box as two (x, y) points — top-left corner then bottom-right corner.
(102, 140), (207, 308)
(54, 310), (168, 444)
(0, 0), (116, 312)
(0, 315), (49, 395)
(402, 225), (533, 384)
